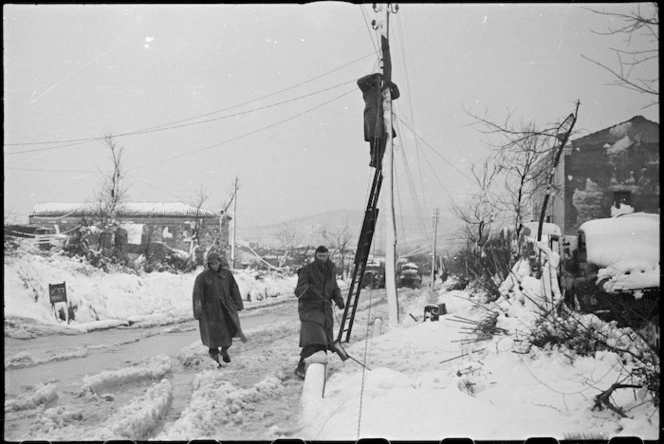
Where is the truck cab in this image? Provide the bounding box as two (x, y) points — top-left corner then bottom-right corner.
(397, 262), (422, 289)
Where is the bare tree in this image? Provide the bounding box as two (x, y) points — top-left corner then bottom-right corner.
(466, 106), (581, 239)
(450, 159), (500, 252)
(320, 222), (354, 278)
(495, 128), (553, 235)
(198, 177), (241, 265)
(95, 134), (128, 226)
(584, 3), (659, 106)
(276, 222), (300, 268)
(189, 186), (210, 256)
(220, 176), (240, 215)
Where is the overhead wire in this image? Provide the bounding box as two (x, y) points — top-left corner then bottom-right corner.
(6, 79), (358, 155)
(126, 172), (185, 201)
(87, 79), (358, 139)
(359, 4), (380, 57)
(395, 115), (477, 185)
(5, 52), (375, 148)
(394, 12), (429, 211)
(8, 77), (362, 174)
(5, 166), (111, 173)
(392, 112), (432, 245)
(393, 152), (412, 255)
(127, 87), (357, 172)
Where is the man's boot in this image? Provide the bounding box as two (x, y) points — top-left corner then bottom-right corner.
(294, 361), (306, 380)
(221, 347), (231, 363)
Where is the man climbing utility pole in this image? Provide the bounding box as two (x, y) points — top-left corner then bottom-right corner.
(337, 4), (402, 343)
(375, 3), (400, 327)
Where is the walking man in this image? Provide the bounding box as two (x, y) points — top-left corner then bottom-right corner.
(294, 245), (345, 379)
(193, 252), (246, 364)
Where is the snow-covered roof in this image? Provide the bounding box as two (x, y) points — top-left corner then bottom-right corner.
(580, 212), (660, 291)
(30, 202), (220, 218)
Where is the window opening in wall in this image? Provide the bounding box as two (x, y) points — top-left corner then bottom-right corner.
(613, 190), (632, 208)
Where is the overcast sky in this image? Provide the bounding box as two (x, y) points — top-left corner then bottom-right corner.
(4, 3), (659, 229)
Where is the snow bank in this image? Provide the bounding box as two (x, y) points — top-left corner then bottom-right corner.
(3, 251), (299, 333)
(297, 286), (659, 440)
(80, 355), (172, 395)
(31, 379), (173, 441)
(6, 348), (88, 369)
(91, 378), (173, 440)
(4, 383), (58, 412)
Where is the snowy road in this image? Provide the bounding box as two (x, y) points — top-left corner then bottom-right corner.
(4, 289), (393, 440)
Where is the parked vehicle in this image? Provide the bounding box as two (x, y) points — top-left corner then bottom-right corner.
(361, 261), (385, 289)
(561, 212), (659, 351)
(520, 221), (562, 277)
(397, 262), (422, 289)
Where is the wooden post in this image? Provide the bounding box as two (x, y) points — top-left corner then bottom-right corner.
(375, 3), (400, 328)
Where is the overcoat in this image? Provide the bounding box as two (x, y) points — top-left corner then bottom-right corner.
(295, 260), (344, 348)
(192, 266), (245, 349)
(357, 72), (400, 142)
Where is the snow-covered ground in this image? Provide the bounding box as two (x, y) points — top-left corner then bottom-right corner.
(298, 288), (658, 440)
(4, 251), (659, 440)
(4, 251), (300, 336)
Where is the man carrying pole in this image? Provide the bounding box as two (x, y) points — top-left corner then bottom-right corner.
(294, 246), (346, 379)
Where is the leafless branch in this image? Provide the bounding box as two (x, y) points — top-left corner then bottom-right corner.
(584, 3), (658, 105)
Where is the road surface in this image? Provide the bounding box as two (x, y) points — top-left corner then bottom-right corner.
(4, 288), (400, 440)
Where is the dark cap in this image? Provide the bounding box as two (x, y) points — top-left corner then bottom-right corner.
(207, 252), (222, 263)
(315, 245), (329, 254)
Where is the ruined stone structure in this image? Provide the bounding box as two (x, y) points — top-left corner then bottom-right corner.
(533, 115), (659, 235)
(28, 202), (231, 257)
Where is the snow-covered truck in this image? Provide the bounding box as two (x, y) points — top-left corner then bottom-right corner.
(561, 212), (660, 351)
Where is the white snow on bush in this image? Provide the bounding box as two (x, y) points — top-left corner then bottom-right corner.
(80, 355), (172, 395)
(4, 383), (58, 412)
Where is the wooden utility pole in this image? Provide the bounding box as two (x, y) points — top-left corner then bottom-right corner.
(429, 208), (439, 303)
(537, 101), (580, 242)
(374, 3), (399, 327)
(231, 177), (239, 269)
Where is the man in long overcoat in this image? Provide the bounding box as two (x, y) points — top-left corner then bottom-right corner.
(294, 245), (345, 379)
(193, 252), (246, 364)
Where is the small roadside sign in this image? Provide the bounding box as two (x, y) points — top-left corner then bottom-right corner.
(49, 282), (67, 304)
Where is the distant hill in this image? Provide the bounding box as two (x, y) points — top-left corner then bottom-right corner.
(236, 209), (461, 254)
